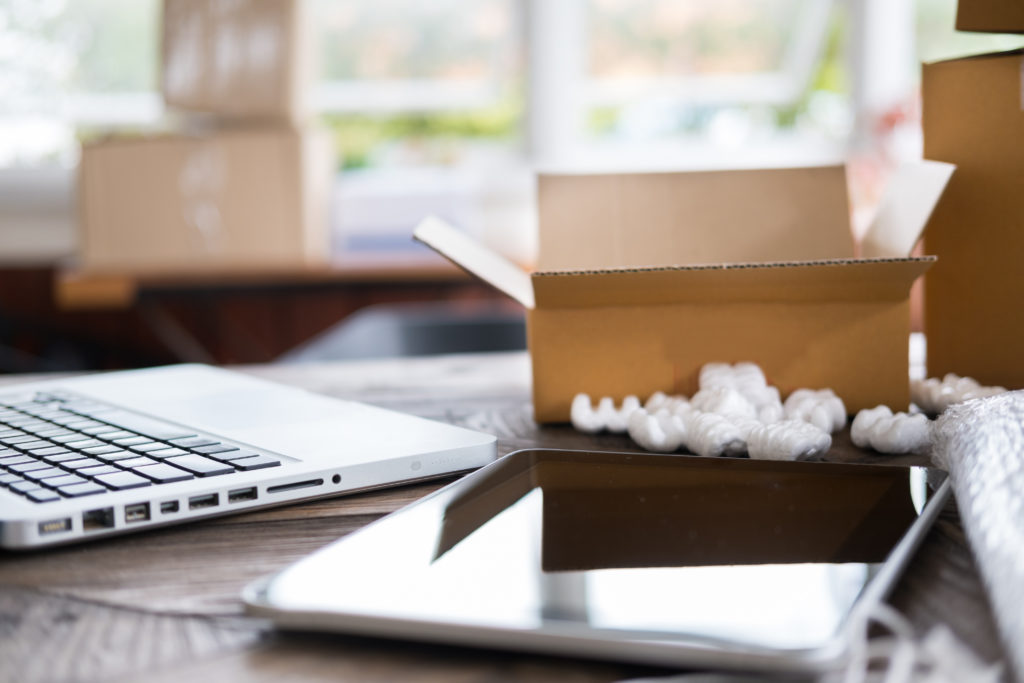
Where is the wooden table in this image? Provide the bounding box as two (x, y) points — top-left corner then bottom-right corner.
(0, 353), (1008, 682)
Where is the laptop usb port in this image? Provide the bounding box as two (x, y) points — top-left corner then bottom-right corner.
(38, 518), (72, 535)
(228, 487), (257, 503)
(83, 507), (115, 531)
(124, 503), (150, 524)
(188, 493), (219, 510)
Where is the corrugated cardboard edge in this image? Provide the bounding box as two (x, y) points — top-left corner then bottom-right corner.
(532, 256), (935, 277)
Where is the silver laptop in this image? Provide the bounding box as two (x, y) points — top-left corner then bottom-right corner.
(0, 364), (496, 550)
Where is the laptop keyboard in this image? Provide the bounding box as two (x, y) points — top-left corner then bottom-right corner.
(0, 390), (281, 504)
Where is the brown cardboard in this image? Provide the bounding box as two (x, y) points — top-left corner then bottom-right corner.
(161, 0), (311, 122)
(537, 167), (853, 270)
(416, 165), (946, 423)
(956, 0), (1024, 33)
(923, 49), (1024, 388)
(78, 126), (333, 272)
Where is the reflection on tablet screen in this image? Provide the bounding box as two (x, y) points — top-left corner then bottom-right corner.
(263, 450), (942, 654)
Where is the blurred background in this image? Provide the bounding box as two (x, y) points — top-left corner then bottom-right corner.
(1, 0), (1021, 372)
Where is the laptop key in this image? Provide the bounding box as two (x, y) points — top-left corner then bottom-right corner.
(94, 471), (150, 490)
(193, 444), (238, 455)
(77, 465), (120, 478)
(63, 420), (101, 431)
(169, 436), (217, 449)
(79, 425), (121, 436)
(0, 454), (33, 467)
(26, 489), (61, 503)
(134, 463), (193, 483)
(10, 480), (41, 494)
(35, 428), (70, 438)
(130, 442), (170, 453)
(85, 410), (195, 441)
(41, 452), (85, 464)
(0, 472), (21, 485)
(0, 435), (36, 445)
(45, 474), (87, 488)
(111, 436), (152, 447)
(10, 461), (51, 473)
(232, 454), (281, 471)
(94, 449), (136, 462)
(23, 467), (68, 481)
(215, 449), (260, 461)
(82, 445), (120, 456)
(58, 482), (107, 497)
(29, 446), (71, 457)
(14, 440), (52, 451)
(62, 458), (104, 470)
(65, 439), (104, 450)
(97, 430), (136, 441)
(163, 454), (234, 477)
(117, 456), (158, 469)
(148, 447), (188, 459)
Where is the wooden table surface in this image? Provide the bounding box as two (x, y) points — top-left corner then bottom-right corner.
(0, 353), (1009, 682)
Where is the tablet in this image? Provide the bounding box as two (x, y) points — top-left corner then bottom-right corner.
(244, 449), (949, 675)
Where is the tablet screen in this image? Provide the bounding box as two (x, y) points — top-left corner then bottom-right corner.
(259, 450), (943, 654)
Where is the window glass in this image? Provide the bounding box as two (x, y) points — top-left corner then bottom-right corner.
(313, 0), (522, 170)
(0, 0), (158, 167)
(584, 0), (848, 156)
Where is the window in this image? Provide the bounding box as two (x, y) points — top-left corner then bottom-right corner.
(2, 0), (1022, 262)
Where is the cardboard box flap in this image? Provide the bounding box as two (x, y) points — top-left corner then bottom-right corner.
(531, 257), (935, 309)
(413, 216), (535, 308)
(537, 166), (854, 271)
(861, 161), (956, 258)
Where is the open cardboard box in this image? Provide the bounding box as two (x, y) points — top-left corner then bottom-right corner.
(416, 163), (953, 423)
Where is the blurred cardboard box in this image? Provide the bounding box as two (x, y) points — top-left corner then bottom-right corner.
(416, 164), (952, 422)
(922, 47), (1024, 387)
(78, 126), (334, 272)
(161, 0), (311, 122)
(956, 0), (1024, 32)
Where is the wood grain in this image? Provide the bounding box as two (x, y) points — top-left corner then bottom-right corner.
(0, 352), (1009, 682)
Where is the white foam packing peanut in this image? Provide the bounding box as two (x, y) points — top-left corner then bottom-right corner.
(627, 408), (687, 453)
(683, 411), (747, 457)
(689, 387), (757, 419)
(911, 373), (1007, 415)
(851, 405), (932, 454)
(574, 362), (839, 461)
(699, 362), (783, 422)
(570, 393), (641, 434)
(783, 388), (846, 434)
(743, 419), (832, 461)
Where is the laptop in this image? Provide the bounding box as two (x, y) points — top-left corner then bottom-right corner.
(0, 363), (497, 550)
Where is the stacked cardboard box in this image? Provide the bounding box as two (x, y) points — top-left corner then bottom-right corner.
(922, 0), (1024, 387)
(78, 0), (332, 272)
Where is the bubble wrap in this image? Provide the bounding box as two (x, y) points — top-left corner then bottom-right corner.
(932, 391), (1024, 682)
